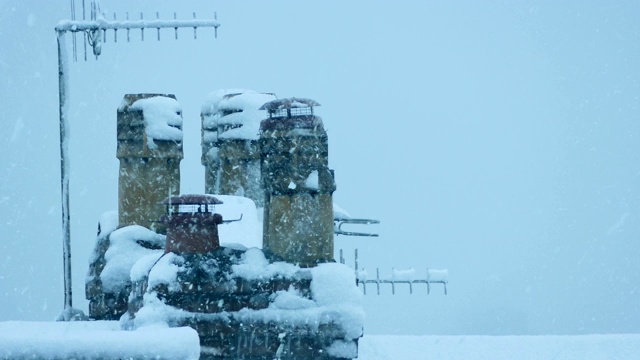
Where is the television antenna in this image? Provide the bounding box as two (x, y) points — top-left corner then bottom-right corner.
(339, 249), (448, 295)
(54, 0), (220, 321)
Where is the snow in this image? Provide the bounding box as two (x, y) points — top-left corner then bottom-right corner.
(310, 263), (365, 339)
(130, 251), (364, 346)
(0, 321), (200, 360)
(203, 130), (219, 143)
(201, 89), (275, 117)
(333, 203), (351, 219)
(213, 194), (262, 248)
(291, 100), (310, 107)
(130, 96), (183, 149)
(357, 269), (368, 281)
(358, 334), (640, 360)
(311, 263), (362, 307)
(270, 287), (317, 310)
(130, 292), (197, 329)
(55, 18), (220, 31)
(326, 339), (358, 359)
(230, 247), (299, 280)
(392, 268), (416, 282)
(129, 252), (164, 283)
(227, 304), (362, 342)
(98, 210), (119, 237)
(204, 146), (219, 161)
(126, 194), (262, 290)
(2, 321), (638, 360)
(427, 268), (449, 282)
(304, 170), (319, 189)
(218, 119), (261, 140)
(215, 111), (255, 126)
(88, 210), (119, 265)
(147, 253), (185, 292)
(201, 90), (276, 141)
(100, 225), (165, 294)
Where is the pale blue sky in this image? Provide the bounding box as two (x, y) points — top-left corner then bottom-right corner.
(1, 0), (639, 335)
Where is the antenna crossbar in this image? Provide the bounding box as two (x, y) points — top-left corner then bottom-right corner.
(55, 19), (220, 32)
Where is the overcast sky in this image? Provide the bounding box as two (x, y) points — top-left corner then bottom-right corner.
(1, 0), (639, 335)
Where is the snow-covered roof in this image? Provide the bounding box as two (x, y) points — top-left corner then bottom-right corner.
(3, 321), (640, 360)
(131, 251), (364, 341)
(0, 321), (200, 360)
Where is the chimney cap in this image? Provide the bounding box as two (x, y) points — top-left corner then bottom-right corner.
(259, 97), (320, 111)
(161, 194), (224, 205)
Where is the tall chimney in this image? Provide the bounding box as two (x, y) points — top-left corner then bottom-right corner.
(259, 98), (336, 267)
(116, 94), (183, 231)
(201, 94), (220, 196)
(201, 90), (276, 207)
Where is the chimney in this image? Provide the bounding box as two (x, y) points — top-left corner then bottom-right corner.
(259, 98), (336, 267)
(116, 94), (183, 232)
(201, 90), (276, 207)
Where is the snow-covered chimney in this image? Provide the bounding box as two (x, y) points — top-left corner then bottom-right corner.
(200, 90), (276, 207)
(116, 94), (183, 232)
(259, 98), (336, 267)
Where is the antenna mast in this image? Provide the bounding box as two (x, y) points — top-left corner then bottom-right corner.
(54, 0), (220, 321)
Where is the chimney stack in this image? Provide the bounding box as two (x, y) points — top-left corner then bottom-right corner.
(201, 90), (276, 207)
(259, 98), (336, 267)
(116, 94), (183, 231)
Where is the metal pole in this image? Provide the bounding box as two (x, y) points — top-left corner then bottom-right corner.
(57, 30), (73, 311)
(54, 12), (220, 320)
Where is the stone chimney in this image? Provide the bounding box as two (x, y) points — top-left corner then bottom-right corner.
(116, 94), (183, 232)
(259, 98), (336, 267)
(201, 90), (276, 207)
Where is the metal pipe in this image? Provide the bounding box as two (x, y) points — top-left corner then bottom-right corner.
(391, 274), (395, 295)
(193, 12), (197, 39)
(354, 248), (358, 273)
(82, 0), (87, 61)
(126, 12), (130, 42)
(156, 12), (160, 41)
(57, 30), (73, 311)
(174, 12), (178, 39)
